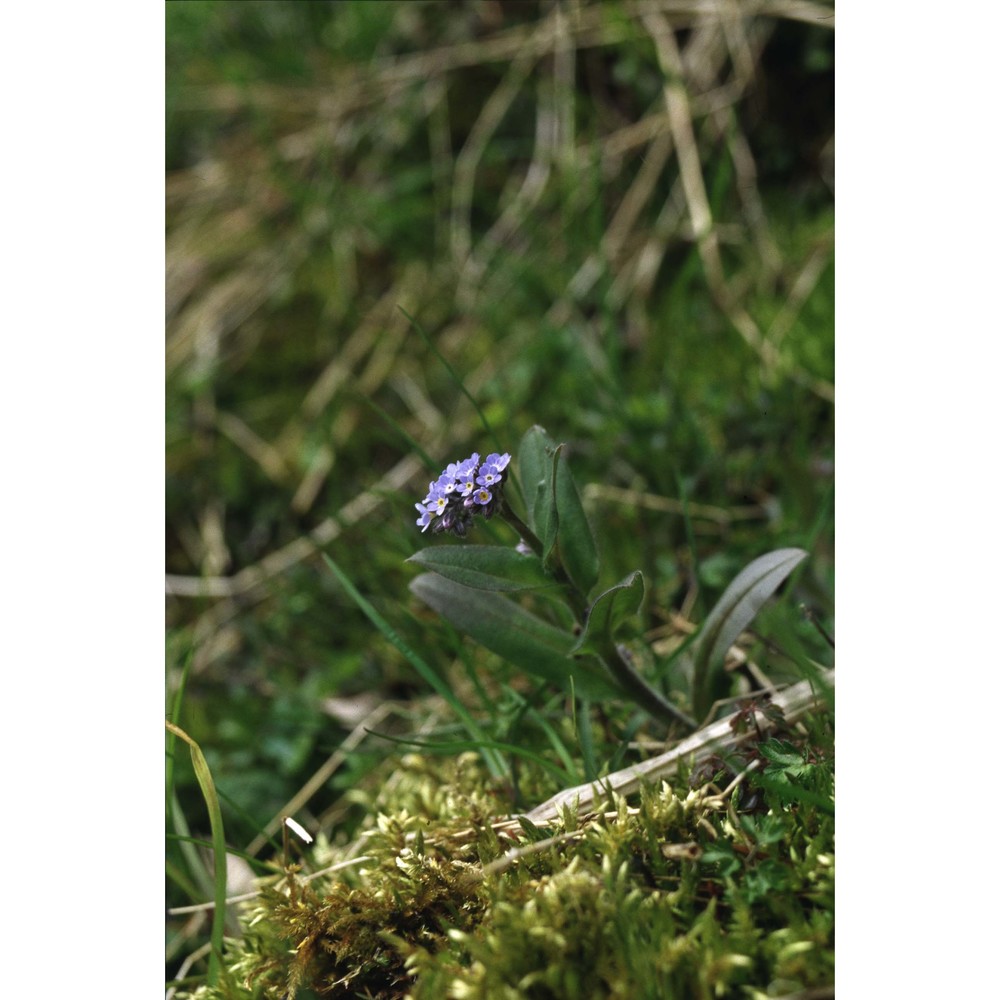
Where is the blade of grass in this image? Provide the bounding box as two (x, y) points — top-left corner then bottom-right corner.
(399, 602), (503, 723)
(166, 639), (195, 821)
(674, 465), (702, 596)
(606, 713), (645, 774)
(165, 856), (202, 907)
(322, 552), (506, 777)
(502, 685), (581, 784)
(357, 390), (439, 474)
(366, 730), (572, 786)
(575, 697), (598, 783)
(165, 721), (227, 986)
(398, 306), (500, 450)
(166, 834), (275, 875)
(168, 790), (214, 900)
(520, 700), (581, 785)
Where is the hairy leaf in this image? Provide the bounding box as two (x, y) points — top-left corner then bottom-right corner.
(692, 547), (808, 719)
(572, 571), (644, 655)
(410, 572), (622, 700)
(407, 545), (552, 592)
(552, 444), (599, 596)
(518, 425), (555, 536)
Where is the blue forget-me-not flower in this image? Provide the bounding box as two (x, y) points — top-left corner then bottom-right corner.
(416, 451), (512, 536)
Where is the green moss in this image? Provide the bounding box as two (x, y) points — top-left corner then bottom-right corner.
(179, 712), (833, 1000)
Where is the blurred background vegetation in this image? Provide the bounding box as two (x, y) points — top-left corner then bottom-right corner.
(166, 0), (833, 981)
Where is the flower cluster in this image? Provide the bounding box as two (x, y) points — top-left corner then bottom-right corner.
(415, 451), (512, 536)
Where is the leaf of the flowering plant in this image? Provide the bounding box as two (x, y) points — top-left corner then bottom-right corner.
(552, 444), (599, 596)
(536, 461), (560, 564)
(691, 547), (809, 720)
(571, 571), (644, 655)
(407, 546), (552, 592)
(410, 572), (624, 700)
(518, 425), (555, 535)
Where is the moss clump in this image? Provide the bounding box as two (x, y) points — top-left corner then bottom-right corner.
(236, 851), (488, 998)
(399, 775), (832, 999)
(179, 713), (833, 999)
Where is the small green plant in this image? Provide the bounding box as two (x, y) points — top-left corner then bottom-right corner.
(409, 425), (808, 731)
(172, 435), (832, 997)
(165, 3), (834, 993)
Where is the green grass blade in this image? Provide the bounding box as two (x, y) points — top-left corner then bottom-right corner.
(399, 306), (498, 447)
(366, 730), (572, 786)
(165, 639), (195, 821)
(575, 698), (598, 783)
(168, 790), (214, 900)
(165, 721), (227, 985)
(519, 698), (581, 785)
(358, 391), (439, 474)
(322, 552), (506, 776)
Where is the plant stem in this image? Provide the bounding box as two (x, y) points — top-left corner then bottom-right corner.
(596, 641), (698, 730)
(500, 503), (696, 731)
(497, 504), (543, 557)
(499, 505), (588, 619)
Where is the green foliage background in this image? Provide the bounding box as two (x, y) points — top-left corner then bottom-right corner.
(166, 1), (833, 994)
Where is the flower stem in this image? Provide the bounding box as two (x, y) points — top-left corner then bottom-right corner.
(499, 504), (588, 619)
(498, 504), (543, 557)
(500, 502), (696, 730)
(596, 641), (698, 730)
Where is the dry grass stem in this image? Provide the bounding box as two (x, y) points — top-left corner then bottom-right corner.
(166, 453), (424, 600)
(523, 671), (832, 824)
(583, 482), (770, 524)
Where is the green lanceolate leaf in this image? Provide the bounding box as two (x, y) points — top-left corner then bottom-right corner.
(568, 569), (697, 729)
(691, 547), (809, 720)
(572, 571), (644, 655)
(552, 444), (599, 596)
(537, 459), (560, 563)
(517, 425), (599, 594)
(410, 572), (624, 701)
(407, 545), (552, 592)
(518, 425), (555, 534)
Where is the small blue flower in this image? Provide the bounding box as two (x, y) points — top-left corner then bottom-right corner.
(416, 449), (509, 536)
(483, 452), (511, 472)
(415, 502), (436, 532)
(433, 472), (457, 495)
